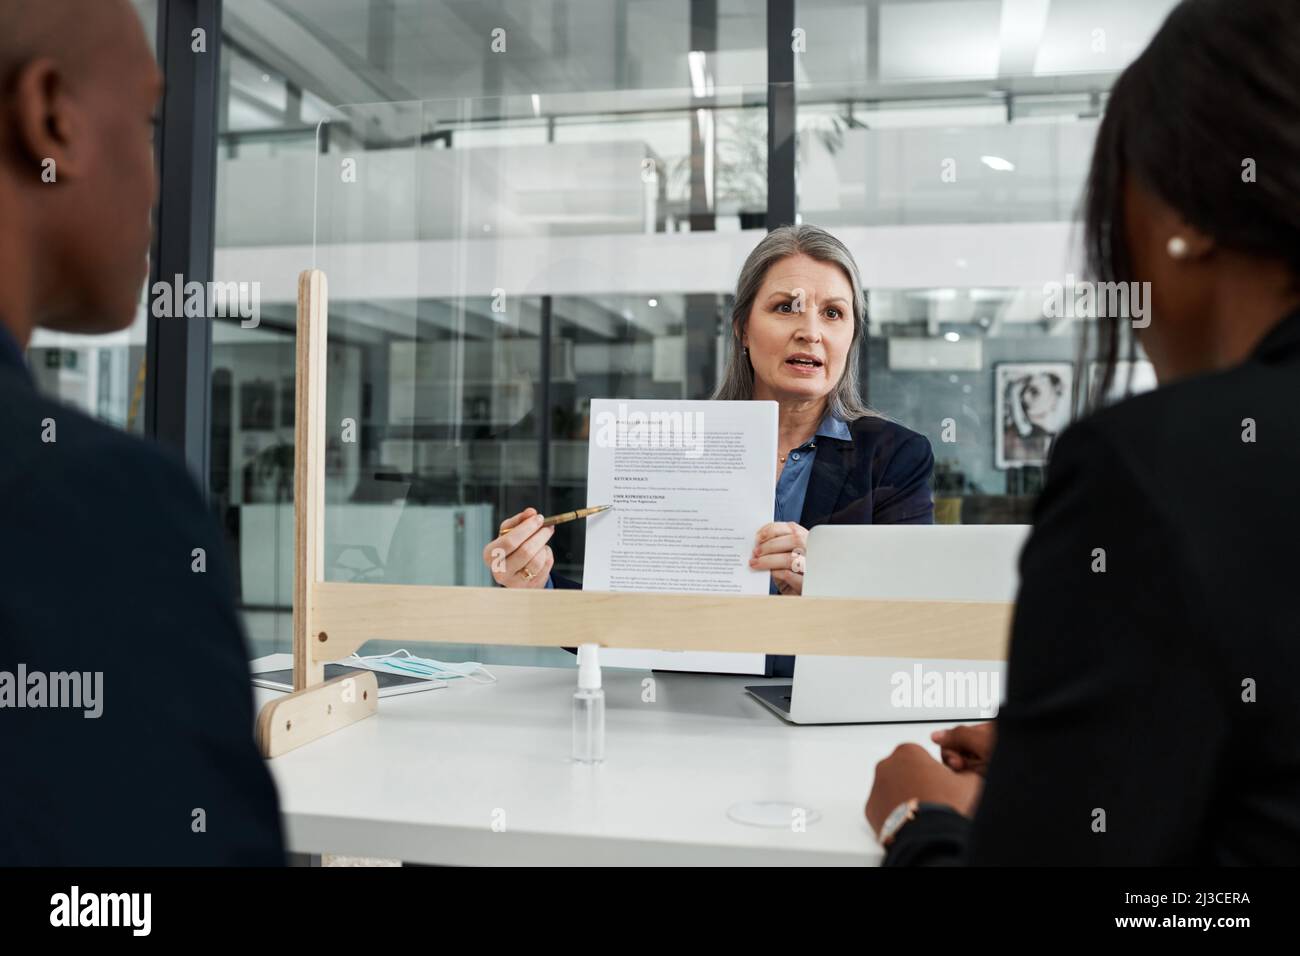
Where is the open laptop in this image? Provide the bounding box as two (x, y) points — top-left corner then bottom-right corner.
(746, 524), (1031, 724)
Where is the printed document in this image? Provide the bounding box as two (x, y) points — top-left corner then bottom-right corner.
(581, 399), (778, 673)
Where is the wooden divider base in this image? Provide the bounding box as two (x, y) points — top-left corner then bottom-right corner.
(256, 671), (379, 759)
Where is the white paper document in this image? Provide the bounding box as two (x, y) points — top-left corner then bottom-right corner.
(581, 399), (778, 674)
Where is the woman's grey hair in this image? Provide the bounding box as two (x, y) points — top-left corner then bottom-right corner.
(711, 224), (874, 421)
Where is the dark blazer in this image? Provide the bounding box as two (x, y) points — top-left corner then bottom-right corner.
(794, 413), (936, 529)
(888, 307), (1300, 866)
(0, 333), (285, 865)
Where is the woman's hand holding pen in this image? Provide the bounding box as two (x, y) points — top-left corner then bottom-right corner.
(751, 520), (810, 595)
(483, 507), (554, 589)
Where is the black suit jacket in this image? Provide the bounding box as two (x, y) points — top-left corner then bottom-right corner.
(792, 414), (936, 529)
(888, 307), (1300, 866)
(0, 330), (285, 865)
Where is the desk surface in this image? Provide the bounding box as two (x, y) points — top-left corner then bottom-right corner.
(253, 654), (960, 866)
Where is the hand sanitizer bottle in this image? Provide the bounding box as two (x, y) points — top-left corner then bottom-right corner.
(572, 643), (605, 763)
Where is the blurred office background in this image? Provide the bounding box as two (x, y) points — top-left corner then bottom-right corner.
(30, 0), (1174, 659)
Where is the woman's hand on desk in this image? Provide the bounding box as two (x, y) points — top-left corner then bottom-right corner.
(865, 744), (984, 837)
(750, 521), (810, 595)
(931, 721), (997, 776)
(483, 507), (554, 589)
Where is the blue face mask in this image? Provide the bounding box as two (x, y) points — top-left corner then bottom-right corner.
(348, 649), (497, 684)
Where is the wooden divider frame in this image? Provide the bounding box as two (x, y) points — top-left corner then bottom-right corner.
(260, 269), (1012, 755)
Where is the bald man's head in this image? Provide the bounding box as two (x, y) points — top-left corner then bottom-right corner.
(0, 0), (162, 340)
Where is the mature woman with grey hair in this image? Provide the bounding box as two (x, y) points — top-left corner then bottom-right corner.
(483, 225), (935, 669)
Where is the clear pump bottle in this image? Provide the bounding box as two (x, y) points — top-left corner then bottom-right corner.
(572, 643), (605, 763)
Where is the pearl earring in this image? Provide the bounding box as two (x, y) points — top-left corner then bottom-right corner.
(1167, 236), (1189, 259)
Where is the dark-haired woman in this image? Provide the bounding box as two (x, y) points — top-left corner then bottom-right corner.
(867, 0), (1300, 864)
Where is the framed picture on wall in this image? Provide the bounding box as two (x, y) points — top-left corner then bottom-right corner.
(995, 362), (1073, 469)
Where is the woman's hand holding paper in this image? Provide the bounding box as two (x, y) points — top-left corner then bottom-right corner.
(750, 520), (810, 595)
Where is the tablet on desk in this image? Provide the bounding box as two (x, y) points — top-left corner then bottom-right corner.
(252, 663), (447, 698)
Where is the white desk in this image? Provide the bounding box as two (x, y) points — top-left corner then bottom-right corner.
(252, 654), (960, 866)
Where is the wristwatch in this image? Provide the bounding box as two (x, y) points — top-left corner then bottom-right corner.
(879, 799), (950, 847)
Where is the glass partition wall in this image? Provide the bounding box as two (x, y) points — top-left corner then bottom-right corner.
(216, 85), (770, 661)
(211, 0), (1178, 659)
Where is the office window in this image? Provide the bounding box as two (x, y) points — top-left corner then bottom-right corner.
(24, 0), (158, 433)
(795, 0), (1176, 522)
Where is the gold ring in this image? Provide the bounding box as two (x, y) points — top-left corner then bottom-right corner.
(522, 567), (534, 580)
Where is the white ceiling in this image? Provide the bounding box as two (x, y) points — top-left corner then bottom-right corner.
(222, 0), (1183, 115)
